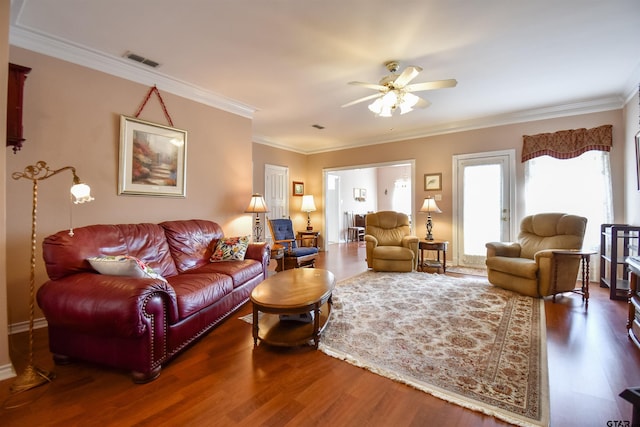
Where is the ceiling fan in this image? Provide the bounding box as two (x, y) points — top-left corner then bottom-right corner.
(342, 61), (457, 117)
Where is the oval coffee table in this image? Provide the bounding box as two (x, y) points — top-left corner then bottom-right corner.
(250, 268), (335, 349)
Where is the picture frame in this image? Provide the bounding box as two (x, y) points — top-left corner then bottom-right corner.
(636, 131), (640, 191)
(118, 115), (187, 197)
(424, 173), (442, 191)
(293, 181), (304, 196)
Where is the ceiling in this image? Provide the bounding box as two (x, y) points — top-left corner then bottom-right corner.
(9, 0), (640, 154)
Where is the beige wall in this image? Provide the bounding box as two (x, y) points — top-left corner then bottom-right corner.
(300, 109), (625, 246)
(624, 91), (640, 223)
(251, 143), (311, 234)
(0, 0), (12, 379)
(5, 47), (254, 326)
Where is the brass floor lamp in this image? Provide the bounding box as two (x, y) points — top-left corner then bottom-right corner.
(10, 161), (93, 393)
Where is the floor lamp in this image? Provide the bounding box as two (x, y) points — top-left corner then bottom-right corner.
(10, 161), (93, 393)
(419, 197), (442, 241)
(245, 193), (269, 242)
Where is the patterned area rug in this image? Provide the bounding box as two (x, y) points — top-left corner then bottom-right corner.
(447, 265), (488, 276)
(319, 271), (548, 427)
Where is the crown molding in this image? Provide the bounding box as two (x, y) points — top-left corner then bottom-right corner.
(9, 25), (256, 119)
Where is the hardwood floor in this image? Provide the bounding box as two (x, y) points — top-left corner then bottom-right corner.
(1, 242), (639, 426)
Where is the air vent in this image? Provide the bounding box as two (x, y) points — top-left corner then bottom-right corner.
(123, 52), (160, 68)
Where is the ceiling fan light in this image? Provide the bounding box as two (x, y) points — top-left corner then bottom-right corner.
(381, 91), (398, 108)
(379, 106), (393, 117)
(368, 97), (384, 114)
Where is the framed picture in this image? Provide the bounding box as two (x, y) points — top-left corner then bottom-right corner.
(636, 131), (640, 191)
(293, 181), (304, 196)
(118, 115), (187, 197)
(424, 173), (442, 191)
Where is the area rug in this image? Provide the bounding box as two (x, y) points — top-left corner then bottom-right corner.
(319, 271), (548, 427)
(446, 265), (488, 277)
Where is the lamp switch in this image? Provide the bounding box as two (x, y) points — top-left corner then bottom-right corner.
(435, 194), (442, 201)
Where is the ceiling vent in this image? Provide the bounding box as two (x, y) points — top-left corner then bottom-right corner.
(123, 51), (160, 68)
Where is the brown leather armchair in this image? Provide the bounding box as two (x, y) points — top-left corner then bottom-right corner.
(485, 213), (587, 298)
(364, 211), (419, 272)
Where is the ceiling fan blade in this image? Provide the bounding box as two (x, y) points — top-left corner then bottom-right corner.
(392, 66), (422, 88)
(414, 97), (431, 109)
(348, 81), (387, 91)
(341, 93), (382, 108)
(405, 79), (458, 92)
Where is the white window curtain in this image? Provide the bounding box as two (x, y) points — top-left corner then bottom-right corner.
(524, 151), (613, 278)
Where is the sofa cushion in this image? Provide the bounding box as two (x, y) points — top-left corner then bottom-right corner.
(186, 259), (263, 288)
(373, 246), (414, 260)
(43, 223), (179, 280)
(166, 272), (233, 319)
(485, 256), (538, 279)
(87, 255), (167, 282)
(161, 219), (225, 273)
(210, 236), (250, 261)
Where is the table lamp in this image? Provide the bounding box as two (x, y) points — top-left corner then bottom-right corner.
(245, 193), (269, 242)
(301, 195), (316, 231)
(419, 197), (442, 240)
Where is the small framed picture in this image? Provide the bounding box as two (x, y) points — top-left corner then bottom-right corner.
(293, 181), (304, 196)
(424, 173), (442, 191)
(118, 115), (187, 197)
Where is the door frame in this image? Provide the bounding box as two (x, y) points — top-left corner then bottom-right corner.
(322, 159), (416, 251)
(451, 149), (516, 266)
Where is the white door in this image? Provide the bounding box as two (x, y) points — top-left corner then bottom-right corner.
(453, 150), (515, 267)
(325, 174), (341, 244)
(264, 164), (288, 243)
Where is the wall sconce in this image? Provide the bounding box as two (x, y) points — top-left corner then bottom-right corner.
(419, 197), (442, 241)
(11, 161), (94, 393)
(300, 195), (316, 231)
(245, 193), (269, 242)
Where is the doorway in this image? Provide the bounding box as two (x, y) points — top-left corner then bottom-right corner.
(323, 160), (415, 248)
(452, 150), (515, 267)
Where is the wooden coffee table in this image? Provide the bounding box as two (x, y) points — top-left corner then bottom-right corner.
(250, 268), (335, 349)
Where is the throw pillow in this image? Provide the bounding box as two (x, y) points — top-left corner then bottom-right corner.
(210, 236), (250, 262)
(87, 255), (167, 282)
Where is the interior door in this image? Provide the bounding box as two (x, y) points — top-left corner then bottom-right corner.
(453, 150), (515, 267)
(264, 164), (288, 243)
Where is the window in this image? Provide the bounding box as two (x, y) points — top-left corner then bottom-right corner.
(524, 151), (613, 253)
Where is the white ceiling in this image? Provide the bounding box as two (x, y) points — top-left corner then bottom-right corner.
(9, 0), (640, 154)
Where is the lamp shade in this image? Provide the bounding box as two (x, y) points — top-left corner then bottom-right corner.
(300, 195), (316, 212)
(419, 197), (442, 214)
(245, 193), (269, 213)
(70, 183), (93, 204)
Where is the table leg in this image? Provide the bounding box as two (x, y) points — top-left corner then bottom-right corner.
(252, 304), (259, 347)
(313, 302), (321, 349)
(583, 256), (590, 305)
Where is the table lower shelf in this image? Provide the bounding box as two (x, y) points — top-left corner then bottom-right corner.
(255, 301), (331, 347)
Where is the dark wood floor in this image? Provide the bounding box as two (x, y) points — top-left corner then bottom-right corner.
(1, 242), (639, 426)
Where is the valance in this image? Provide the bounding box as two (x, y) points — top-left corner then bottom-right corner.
(521, 124), (612, 162)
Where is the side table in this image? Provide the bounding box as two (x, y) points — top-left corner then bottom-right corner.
(418, 240), (448, 273)
(298, 231), (320, 248)
(270, 244), (285, 273)
(551, 249), (596, 305)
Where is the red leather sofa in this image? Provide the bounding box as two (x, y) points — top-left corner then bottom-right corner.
(36, 219), (269, 383)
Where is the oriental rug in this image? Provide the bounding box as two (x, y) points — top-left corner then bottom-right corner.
(319, 271), (548, 427)
(446, 265), (488, 277)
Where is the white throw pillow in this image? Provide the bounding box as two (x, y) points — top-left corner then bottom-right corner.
(87, 255), (167, 282)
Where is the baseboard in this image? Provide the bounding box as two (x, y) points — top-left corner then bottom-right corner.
(0, 362), (16, 381)
(9, 317), (48, 335)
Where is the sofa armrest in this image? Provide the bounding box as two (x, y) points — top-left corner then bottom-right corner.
(37, 272), (178, 336)
(245, 242), (270, 277)
(486, 242), (522, 258)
